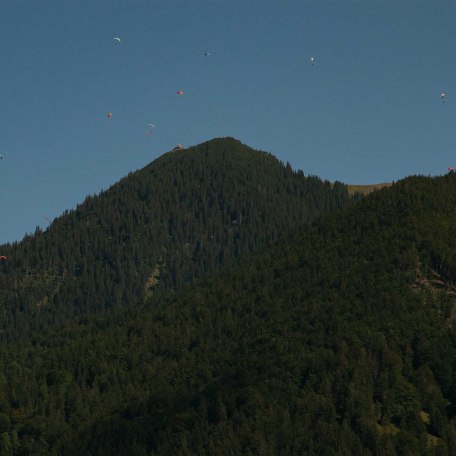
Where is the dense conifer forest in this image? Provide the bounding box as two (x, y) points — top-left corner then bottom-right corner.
(0, 138), (352, 341)
(1, 138), (456, 454)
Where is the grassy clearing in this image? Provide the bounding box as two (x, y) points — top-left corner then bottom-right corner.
(347, 183), (392, 196)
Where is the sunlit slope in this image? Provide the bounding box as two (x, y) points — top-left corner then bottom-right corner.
(6, 173), (456, 455)
(0, 137), (354, 338)
(347, 182), (392, 195)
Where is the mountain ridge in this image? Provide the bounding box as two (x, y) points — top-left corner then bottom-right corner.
(0, 137), (355, 339)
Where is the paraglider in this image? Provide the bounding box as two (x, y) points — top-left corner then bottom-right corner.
(0, 155), (3, 160)
(448, 167), (454, 173)
(441, 92), (446, 103)
(204, 51), (211, 58)
(107, 112), (112, 120)
(145, 124), (155, 137)
(114, 37), (121, 45)
(177, 90), (184, 96)
(0, 256), (7, 261)
(310, 57), (315, 65)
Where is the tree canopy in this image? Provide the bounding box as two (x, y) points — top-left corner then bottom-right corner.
(2, 140), (456, 454)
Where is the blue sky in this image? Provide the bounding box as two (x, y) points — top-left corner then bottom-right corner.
(1, 1), (455, 244)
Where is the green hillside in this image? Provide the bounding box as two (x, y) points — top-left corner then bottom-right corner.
(1, 173), (456, 454)
(0, 137), (354, 340)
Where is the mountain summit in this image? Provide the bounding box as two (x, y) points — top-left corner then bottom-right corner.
(0, 137), (354, 337)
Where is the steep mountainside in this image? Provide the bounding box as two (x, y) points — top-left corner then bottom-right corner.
(2, 173), (456, 455)
(0, 137), (354, 338)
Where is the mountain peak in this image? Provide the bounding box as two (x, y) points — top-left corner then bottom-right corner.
(1, 138), (355, 336)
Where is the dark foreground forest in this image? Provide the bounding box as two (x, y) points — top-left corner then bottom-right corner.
(1, 139), (456, 455)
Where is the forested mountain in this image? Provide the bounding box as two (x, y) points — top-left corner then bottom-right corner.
(0, 137), (353, 339)
(1, 172), (456, 455)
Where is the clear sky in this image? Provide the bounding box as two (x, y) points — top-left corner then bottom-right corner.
(1, 1), (455, 244)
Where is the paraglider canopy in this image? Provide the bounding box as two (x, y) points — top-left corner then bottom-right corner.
(177, 90), (184, 95)
(114, 37), (121, 44)
(145, 124), (155, 137)
(448, 167), (454, 172)
(441, 92), (446, 103)
(0, 256), (7, 261)
(310, 57), (315, 65)
(107, 112), (112, 120)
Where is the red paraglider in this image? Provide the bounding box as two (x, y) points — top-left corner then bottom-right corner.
(177, 90), (183, 96)
(107, 112), (113, 120)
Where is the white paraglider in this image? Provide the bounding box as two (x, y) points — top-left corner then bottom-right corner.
(114, 37), (121, 45)
(145, 124), (155, 138)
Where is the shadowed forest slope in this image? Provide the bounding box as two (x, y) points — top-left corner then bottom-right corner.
(2, 173), (456, 454)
